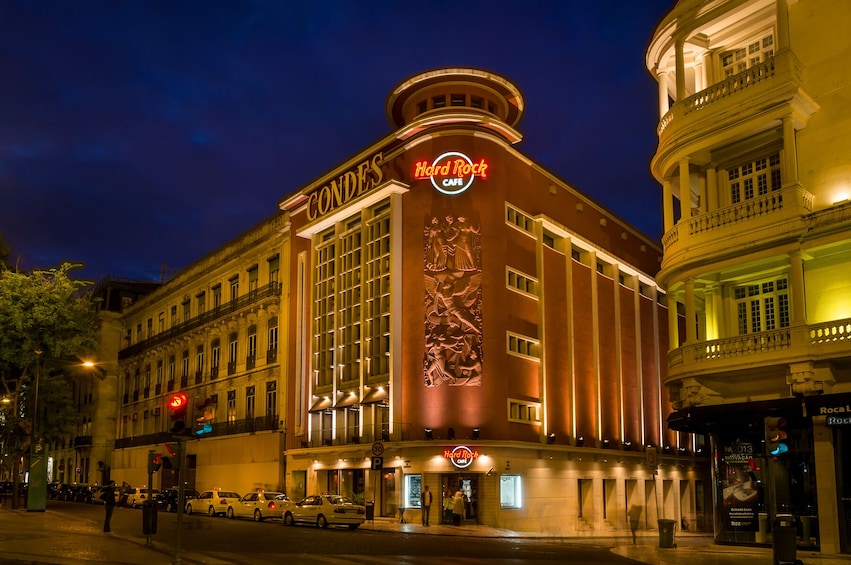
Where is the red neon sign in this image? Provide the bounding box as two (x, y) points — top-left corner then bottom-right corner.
(443, 445), (480, 469)
(414, 152), (489, 195)
(168, 392), (188, 410)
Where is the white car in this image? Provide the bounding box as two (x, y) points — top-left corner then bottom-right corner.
(227, 490), (287, 521)
(126, 487), (159, 508)
(188, 489), (242, 516)
(282, 494), (366, 529)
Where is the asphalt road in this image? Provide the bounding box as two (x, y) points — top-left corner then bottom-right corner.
(50, 500), (640, 564)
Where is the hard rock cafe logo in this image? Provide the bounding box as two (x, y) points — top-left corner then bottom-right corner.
(414, 151), (489, 195)
(443, 445), (480, 469)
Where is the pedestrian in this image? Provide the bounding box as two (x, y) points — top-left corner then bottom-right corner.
(452, 490), (464, 526)
(101, 480), (117, 533)
(442, 492), (453, 524)
(628, 505), (642, 544)
(421, 485), (433, 526)
(118, 481), (130, 507)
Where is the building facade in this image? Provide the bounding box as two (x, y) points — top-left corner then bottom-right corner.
(647, 0), (851, 553)
(278, 67), (706, 535)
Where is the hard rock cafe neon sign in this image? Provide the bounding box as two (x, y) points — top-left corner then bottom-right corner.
(414, 151), (489, 195)
(443, 445), (480, 469)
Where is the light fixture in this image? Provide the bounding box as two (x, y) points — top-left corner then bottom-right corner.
(447, 427), (455, 440)
(663, 445), (672, 454)
(623, 440), (633, 451)
(678, 446), (688, 456)
(472, 427), (480, 440)
(602, 439), (610, 449)
(547, 433), (556, 444)
(576, 436), (585, 447)
(424, 428), (433, 440)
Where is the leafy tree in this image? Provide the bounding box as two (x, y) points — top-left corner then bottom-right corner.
(0, 263), (99, 506)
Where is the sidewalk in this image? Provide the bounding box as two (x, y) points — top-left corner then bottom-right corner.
(1, 503), (850, 565)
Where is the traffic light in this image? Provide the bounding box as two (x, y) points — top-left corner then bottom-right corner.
(194, 397), (214, 437)
(765, 416), (789, 458)
(168, 392), (189, 435)
(148, 452), (162, 474)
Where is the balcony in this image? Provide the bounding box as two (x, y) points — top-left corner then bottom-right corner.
(666, 318), (851, 388)
(194, 370), (203, 385)
(290, 422), (414, 450)
(73, 435), (93, 447)
(656, 50), (815, 163)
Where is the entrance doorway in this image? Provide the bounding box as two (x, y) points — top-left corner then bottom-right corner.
(442, 473), (478, 523)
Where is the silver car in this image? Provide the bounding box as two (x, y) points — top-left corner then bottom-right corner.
(227, 490), (287, 521)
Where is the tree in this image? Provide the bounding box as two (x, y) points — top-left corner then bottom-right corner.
(0, 262), (100, 507)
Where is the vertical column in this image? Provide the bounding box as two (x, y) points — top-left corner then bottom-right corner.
(776, 0), (790, 53)
(675, 38), (686, 101)
(679, 158), (691, 222)
(663, 178), (675, 233)
(694, 54), (705, 92)
(790, 250), (806, 324)
(657, 70), (669, 118)
(684, 279), (697, 345)
(782, 116), (798, 186)
(668, 291), (680, 350)
(706, 166), (719, 212)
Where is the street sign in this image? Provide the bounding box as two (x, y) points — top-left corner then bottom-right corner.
(371, 442), (384, 457)
(371, 456), (384, 470)
(646, 449), (658, 470)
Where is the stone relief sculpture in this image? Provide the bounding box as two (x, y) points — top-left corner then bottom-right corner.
(423, 215), (483, 387)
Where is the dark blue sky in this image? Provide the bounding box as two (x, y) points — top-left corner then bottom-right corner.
(1, 0), (672, 282)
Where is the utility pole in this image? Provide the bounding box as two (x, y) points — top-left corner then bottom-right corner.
(173, 437), (187, 565)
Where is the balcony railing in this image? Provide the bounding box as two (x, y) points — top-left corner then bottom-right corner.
(119, 281), (282, 359)
(73, 435), (93, 447)
(113, 416), (280, 449)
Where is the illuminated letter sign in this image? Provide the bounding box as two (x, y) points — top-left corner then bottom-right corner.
(414, 152), (489, 195)
(443, 445), (480, 469)
(305, 152), (385, 221)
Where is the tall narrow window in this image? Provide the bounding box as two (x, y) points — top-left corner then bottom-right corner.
(734, 277), (790, 335)
(195, 345), (205, 383)
(212, 284), (222, 309)
(246, 385), (255, 420)
(266, 381), (277, 418)
(229, 275), (239, 302)
(227, 390), (237, 424)
(210, 338), (220, 379)
(181, 350), (189, 384)
(268, 255), (280, 284)
(247, 325), (257, 370)
(267, 317), (279, 363)
(196, 292), (206, 315)
(248, 265), (259, 296)
(228, 332), (238, 375)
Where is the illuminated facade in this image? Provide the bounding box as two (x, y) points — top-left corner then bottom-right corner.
(279, 68), (706, 535)
(647, 0), (851, 553)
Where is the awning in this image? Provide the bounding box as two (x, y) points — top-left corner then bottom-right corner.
(667, 397), (804, 434)
(309, 396), (333, 412)
(334, 392), (360, 408)
(361, 386), (388, 404)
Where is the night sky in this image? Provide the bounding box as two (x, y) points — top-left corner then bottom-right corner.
(1, 1), (673, 282)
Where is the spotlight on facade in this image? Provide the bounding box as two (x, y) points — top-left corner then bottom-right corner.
(576, 436), (585, 447)
(678, 446), (688, 456)
(424, 428), (433, 440)
(602, 439), (610, 448)
(663, 444), (672, 454)
(623, 440), (633, 450)
(547, 433), (556, 444)
(448, 427), (455, 440)
(472, 427), (480, 440)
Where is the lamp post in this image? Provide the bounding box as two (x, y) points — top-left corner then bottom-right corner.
(26, 352), (99, 512)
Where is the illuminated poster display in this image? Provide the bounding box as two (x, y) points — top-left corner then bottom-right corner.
(423, 214), (483, 387)
(720, 442), (760, 531)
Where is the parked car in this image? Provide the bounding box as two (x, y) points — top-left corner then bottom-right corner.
(90, 485), (119, 505)
(125, 487), (159, 508)
(281, 494), (366, 529)
(187, 488), (241, 516)
(226, 490), (287, 522)
(155, 487), (199, 512)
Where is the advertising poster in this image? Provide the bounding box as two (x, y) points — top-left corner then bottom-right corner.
(720, 442), (760, 531)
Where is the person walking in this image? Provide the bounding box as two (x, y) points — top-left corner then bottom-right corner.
(442, 492), (453, 524)
(452, 490), (465, 526)
(101, 480), (117, 533)
(421, 485), (433, 526)
(628, 505), (642, 544)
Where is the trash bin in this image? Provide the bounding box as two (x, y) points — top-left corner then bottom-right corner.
(365, 501), (375, 521)
(142, 501), (158, 535)
(773, 514), (797, 565)
(658, 518), (676, 548)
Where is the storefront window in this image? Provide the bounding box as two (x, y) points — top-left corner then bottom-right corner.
(405, 474), (422, 508)
(500, 475), (522, 509)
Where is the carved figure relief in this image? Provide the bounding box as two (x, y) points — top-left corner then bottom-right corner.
(423, 215), (483, 387)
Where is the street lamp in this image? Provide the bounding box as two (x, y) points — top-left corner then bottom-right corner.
(26, 351), (102, 512)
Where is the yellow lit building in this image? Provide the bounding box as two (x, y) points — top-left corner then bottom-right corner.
(647, 0), (851, 553)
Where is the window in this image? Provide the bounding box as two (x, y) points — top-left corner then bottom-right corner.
(181, 350), (189, 380)
(196, 345), (205, 381)
(721, 30), (775, 77)
(227, 390), (237, 423)
(727, 152), (781, 205)
(267, 317), (278, 362)
(268, 255), (280, 284)
(156, 360), (163, 389)
(416, 100), (427, 114)
(507, 332), (540, 360)
(246, 385), (255, 419)
(432, 95), (446, 109)
(196, 292), (206, 315)
(733, 277), (790, 335)
(168, 355), (176, 383)
(146, 318), (153, 339)
(136, 323), (142, 344)
(230, 275), (239, 302)
(158, 313), (165, 333)
(450, 93), (465, 106)
(506, 205), (534, 234)
(212, 284), (222, 309)
(228, 332), (238, 375)
(508, 399), (541, 424)
(404, 474), (422, 509)
(507, 268), (537, 297)
(211, 338), (220, 378)
(470, 96), (483, 109)
(248, 265), (259, 295)
(266, 381), (277, 417)
(144, 364), (151, 392)
(171, 305), (178, 326)
(247, 325), (257, 369)
(500, 475), (523, 509)
(182, 300), (190, 322)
